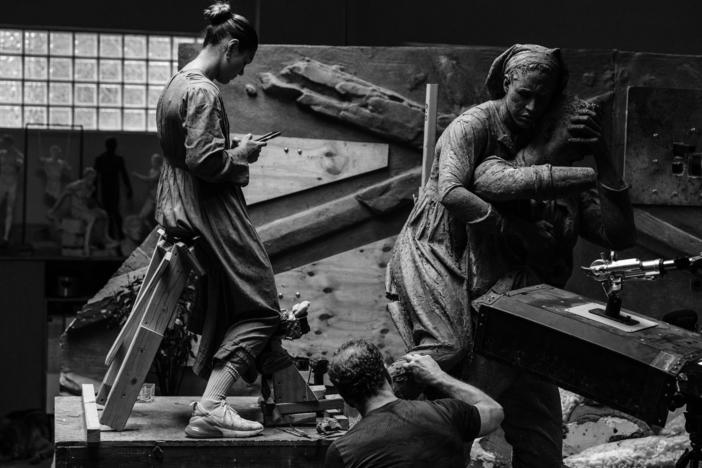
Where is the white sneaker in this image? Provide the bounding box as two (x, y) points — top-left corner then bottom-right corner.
(185, 401), (264, 438)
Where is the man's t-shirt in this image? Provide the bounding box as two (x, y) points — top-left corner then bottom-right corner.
(325, 398), (481, 468)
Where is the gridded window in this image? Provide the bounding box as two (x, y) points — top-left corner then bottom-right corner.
(0, 28), (198, 131)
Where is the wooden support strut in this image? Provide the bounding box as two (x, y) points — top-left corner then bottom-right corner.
(98, 237), (191, 430)
(81, 384), (100, 445)
(421, 83), (439, 186)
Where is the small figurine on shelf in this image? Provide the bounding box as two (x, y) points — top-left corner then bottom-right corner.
(0, 135), (24, 247)
(131, 152), (163, 229)
(48, 167), (116, 256)
(38, 144), (72, 207)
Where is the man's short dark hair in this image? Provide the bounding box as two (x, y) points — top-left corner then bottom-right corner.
(105, 137), (117, 151)
(328, 339), (387, 404)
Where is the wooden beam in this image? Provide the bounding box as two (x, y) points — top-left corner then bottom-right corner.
(421, 84), (439, 186)
(259, 168), (420, 256)
(81, 384), (100, 445)
(634, 208), (702, 256)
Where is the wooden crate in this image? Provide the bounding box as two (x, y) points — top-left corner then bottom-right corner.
(54, 396), (332, 467)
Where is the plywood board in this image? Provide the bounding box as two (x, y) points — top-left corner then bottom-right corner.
(238, 136), (388, 205)
(275, 236), (406, 363)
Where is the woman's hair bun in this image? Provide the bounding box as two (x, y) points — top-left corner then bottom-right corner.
(204, 2), (234, 26)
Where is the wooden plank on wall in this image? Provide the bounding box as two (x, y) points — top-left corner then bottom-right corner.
(239, 136), (389, 205)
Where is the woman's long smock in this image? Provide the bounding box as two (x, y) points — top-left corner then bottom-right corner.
(155, 70), (284, 378)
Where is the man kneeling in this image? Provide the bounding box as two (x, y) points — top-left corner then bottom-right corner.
(325, 340), (503, 468)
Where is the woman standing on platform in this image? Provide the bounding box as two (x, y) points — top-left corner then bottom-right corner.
(155, 2), (292, 438)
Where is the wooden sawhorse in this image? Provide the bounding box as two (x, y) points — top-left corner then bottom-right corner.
(97, 229), (204, 430)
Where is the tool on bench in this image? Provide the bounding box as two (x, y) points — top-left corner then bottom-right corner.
(259, 297), (344, 426)
(581, 250), (702, 325)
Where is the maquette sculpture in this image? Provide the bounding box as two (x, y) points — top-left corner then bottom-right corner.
(131, 152), (163, 229)
(386, 44), (635, 467)
(0, 135), (24, 245)
(39, 144), (72, 206)
(94, 137), (133, 240)
(49, 167), (113, 256)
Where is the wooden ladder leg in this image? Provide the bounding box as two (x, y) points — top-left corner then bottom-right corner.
(99, 250), (189, 430)
(97, 251), (171, 404)
(104, 240), (168, 366)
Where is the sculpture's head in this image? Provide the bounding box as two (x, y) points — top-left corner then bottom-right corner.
(485, 44), (568, 130)
(49, 145), (62, 158)
(202, 2), (258, 84)
(150, 153), (164, 169)
(0, 135), (13, 150)
(83, 167), (96, 184)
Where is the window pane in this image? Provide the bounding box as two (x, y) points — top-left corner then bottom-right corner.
(148, 36), (171, 60)
(99, 108), (121, 130)
(100, 34), (122, 58)
(0, 80), (22, 104)
(172, 37), (195, 60)
(25, 81), (48, 104)
(147, 85), (161, 108)
(0, 105), (21, 127)
(49, 82), (72, 105)
(124, 60), (146, 83)
(147, 109), (157, 132)
(25, 57), (48, 79)
(123, 84), (146, 108)
(74, 83), (97, 106)
(74, 107), (96, 130)
(0, 30), (23, 54)
(124, 109), (146, 131)
(49, 57), (72, 80)
(75, 33), (97, 57)
(99, 59), (122, 82)
(50, 32), (73, 56)
(24, 31), (48, 55)
(49, 107), (72, 126)
(0, 55), (22, 79)
(172, 61), (179, 74)
(25, 106), (48, 125)
(99, 84), (121, 106)
(74, 59), (97, 81)
(124, 35), (147, 58)
(148, 61), (171, 84)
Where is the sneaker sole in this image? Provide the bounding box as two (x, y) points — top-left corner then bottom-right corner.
(184, 418), (263, 439)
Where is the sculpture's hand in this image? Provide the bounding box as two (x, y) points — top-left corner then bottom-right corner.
(502, 216), (556, 257)
(566, 107), (601, 146)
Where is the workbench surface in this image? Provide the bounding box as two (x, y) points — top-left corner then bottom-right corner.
(54, 396), (333, 467)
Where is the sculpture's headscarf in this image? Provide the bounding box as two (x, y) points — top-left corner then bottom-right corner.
(484, 44), (568, 99)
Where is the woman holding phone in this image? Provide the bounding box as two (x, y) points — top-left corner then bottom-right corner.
(156, 2), (292, 438)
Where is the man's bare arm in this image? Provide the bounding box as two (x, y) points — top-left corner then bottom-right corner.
(400, 353), (503, 437)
